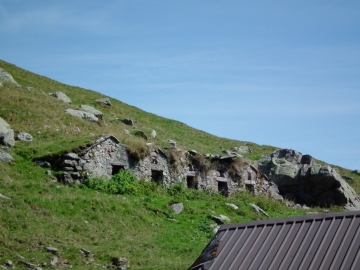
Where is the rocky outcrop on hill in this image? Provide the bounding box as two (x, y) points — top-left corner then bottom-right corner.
(0, 117), (15, 147)
(80, 105), (103, 120)
(258, 149), (360, 209)
(0, 151), (14, 162)
(49, 92), (72, 104)
(0, 68), (19, 85)
(65, 108), (98, 122)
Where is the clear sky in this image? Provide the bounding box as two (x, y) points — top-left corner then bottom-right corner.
(1, 1), (359, 169)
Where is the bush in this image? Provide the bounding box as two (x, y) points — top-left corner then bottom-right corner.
(83, 169), (138, 195)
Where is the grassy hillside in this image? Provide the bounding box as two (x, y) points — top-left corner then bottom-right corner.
(0, 59), (359, 269)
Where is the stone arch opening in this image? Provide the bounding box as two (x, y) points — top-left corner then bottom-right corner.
(112, 165), (125, 175)
(187, 176), (198, 189)
(151, 170), (164, 184)
(218, 181), (228, 196)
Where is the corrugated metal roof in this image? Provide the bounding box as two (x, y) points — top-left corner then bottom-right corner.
(189, 211), (360, 270)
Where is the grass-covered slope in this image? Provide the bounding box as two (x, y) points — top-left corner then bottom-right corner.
(0, 59), (359, 269)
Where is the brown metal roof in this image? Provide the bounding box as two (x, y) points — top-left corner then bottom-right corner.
(189, 211), (360, 270)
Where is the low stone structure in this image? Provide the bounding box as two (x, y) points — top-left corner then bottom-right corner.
(39, 135), (280, 200)
(36, 136), (360, 209)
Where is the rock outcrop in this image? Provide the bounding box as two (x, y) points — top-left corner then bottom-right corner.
(258, 149), (360, 209)
(95, 97), (111, 106)
(80, 105), (103, 120)
(17, 132), (33, 142)
(0, 68), (19, 85)
(0, 151), (14, 162)
(0, 117), (15, 147)
(49, 92), (72, 104)
(65, 108), (98, 122)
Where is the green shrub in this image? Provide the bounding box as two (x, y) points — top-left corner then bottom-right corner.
(83, 169), (138, 195)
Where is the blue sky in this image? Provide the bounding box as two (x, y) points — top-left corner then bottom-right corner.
(1, 1), (360, 169)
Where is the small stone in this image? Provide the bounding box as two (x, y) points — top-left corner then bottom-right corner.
(120, 119), (133, 126)
(95, 97), (111, 106)
(46, 246), (58, 254)
(80, 248), (92, 257)
(45, 170), (51, 176)
(5, 260), (13, 267)
(170, 203), (184, 214)
(34, 160), (51, 168)
(17, 132), (33, 142)
(225, 203), (238, 210)
(16, 254), (25, 260)
(50, 256), (58, 266)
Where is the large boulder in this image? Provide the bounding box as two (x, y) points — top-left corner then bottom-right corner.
(0, 151), (14, 162)
(49, 92), (72, 104)
(80, 105), (103, 120)
(65, 109), (98, 122)
(258, 149), (360, 209)
(0, 68), (19, 85)
(0, 117), (15, 147)
(95, 97), (111, 106)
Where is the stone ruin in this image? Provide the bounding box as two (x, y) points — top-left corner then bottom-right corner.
(37, 135), (360, 209)
(38, 135), (281, 200)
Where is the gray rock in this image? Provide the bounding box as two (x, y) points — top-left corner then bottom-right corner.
(80, 105), (103, 120)
(121, 119), (133, 126)
(0, 117), (15, 147)
(211, 214), (230, 224)
(124, 129), (131, 136)
(79, 248), (92, 257)
(112, 257), (129, 268)
(0, 193), (11, 200)
(250, 203), (269, 217)
(168, 140), (176, 148)
(230, 146), (252, 153)
(5, 260), (14, 267)
(170, 203), (184, 214)
(95, 97), (111, 106)
(0, 151), (14, 162)
(49, 92), (72, 103)
(63, 153), (80, 160)
(35, 160), (51, 168)
(50, 256), (58, 266)
(151, 130), (156, 138)
(46, 246), (58, 254)
(0, 68), (19, 85)
(225, 203), (238, 210)
(258, 149), (360, 209)
(61, 172), (73, 185)
(135, 130), (148, 140)
(17, 132), (33, 142)
(65, 109), (98, 122)
(25, 86), (35, 91)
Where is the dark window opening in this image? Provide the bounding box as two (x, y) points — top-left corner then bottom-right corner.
(219, 170), (226, 177)
(187, 176), (198, 189)
(112, 165), (125, 175)
(218, 181), (228, 196)
(151, 170), (163, 184)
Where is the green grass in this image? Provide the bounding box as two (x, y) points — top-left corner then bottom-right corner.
(0, 59), (358, 269)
